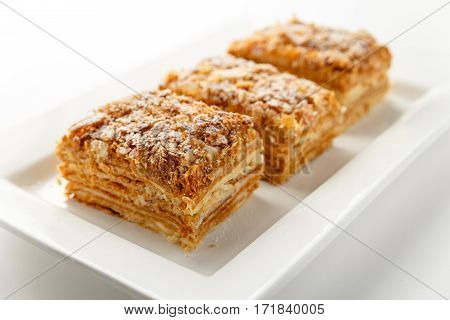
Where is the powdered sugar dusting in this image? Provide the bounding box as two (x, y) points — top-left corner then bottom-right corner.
(229, 18), (389, 71)
(163, 55), (334, 118)
(65, 90), (255, 194)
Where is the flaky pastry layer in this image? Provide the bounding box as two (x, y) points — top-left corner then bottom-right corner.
(64, 161), (261, 250)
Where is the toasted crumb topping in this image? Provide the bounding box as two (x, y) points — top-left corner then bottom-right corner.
(228, 18), (391, 82)
(275, 20), (377, 65)
(62, 89), (256, 196)
(162, 55), (341, 125)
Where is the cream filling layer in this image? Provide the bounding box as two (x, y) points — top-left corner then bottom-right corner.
(188, 149), (262, 217)
(193, 170), (257, 229)
(339, 73), (388, 108)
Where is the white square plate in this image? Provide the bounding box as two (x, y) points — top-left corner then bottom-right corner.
(1, 20), (450, 299)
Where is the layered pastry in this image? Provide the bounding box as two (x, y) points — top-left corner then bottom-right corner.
(161, 55), (344, 184)
(228, 18), (392, 128)
(56, 89), (263, 251)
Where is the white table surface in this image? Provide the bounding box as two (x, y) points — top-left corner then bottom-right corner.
(1, 0), (449, 299)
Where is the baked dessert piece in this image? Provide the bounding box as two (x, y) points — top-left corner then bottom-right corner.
(56, 89), (263, 251)
(228, 18), (392, 128)
(161, 55), (344, 184)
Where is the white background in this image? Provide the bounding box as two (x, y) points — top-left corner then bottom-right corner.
(0, 0), (449, 299)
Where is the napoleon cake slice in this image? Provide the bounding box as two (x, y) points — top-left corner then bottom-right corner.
(56, 89), (263, 250)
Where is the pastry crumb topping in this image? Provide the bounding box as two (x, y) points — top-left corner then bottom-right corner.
(228, 18), (391, 76)
(162, 55), (341, 125)
(63, 89), (256, 195)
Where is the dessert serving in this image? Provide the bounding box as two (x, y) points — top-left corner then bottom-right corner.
(56, 89), (263, 250)
(228, 18), (392, 128)
(161, 55), (344, 184)
(55, 18), (392, 251)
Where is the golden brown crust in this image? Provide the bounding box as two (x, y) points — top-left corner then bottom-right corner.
(161, 55), (344, 183)
(228, 18), (391, 93)
(57, 89), (259, 199)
